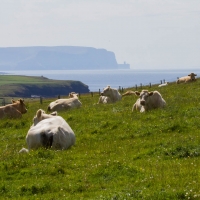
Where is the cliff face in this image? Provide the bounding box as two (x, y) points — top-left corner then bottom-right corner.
(14, 83), (89, 97)
(0, 46), (119, 70)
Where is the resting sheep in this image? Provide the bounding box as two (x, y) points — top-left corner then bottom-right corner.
(176, 73), (197, 84)
(132, 90), (166, 112)
(19, 109), (75, 153)
(122, 90), (135, 96)
(158, 82), (168, 87)
(98, 86), (122, 104)
(47, 92), (82, 112)
(0, 99), (27, 119)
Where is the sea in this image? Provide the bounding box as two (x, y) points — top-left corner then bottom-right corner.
(1, 69), (199, 92)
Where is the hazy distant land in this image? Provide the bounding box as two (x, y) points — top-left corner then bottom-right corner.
(0, 46), (130, 70)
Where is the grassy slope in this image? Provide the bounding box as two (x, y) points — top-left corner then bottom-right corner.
(0, 75), (56, 85)
(0, 80), (200, 199)
(0, 75), (84, 97)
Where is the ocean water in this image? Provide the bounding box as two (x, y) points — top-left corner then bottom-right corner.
(1, 69), (199, 92)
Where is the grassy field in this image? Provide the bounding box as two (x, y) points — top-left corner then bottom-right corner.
(0, 75), (56, 85)
(0, 75), (88, 97)
(0, 79), (200, 199)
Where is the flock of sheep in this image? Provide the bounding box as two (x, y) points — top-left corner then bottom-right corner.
(99, 72), (197, 113)
(0, 72), (197, 153)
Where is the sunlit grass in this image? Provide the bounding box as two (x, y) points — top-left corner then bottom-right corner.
(0, 80), (200, 199)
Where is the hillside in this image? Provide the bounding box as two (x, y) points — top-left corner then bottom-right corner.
(0, 79), (199, 199)
(0, 46), (130, 70)
(0, 75), (89, 97)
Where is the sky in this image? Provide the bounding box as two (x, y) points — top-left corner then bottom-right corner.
(0, 0), (200, 70)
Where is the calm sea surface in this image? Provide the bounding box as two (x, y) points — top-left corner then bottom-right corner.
(1, 69), (199, 92)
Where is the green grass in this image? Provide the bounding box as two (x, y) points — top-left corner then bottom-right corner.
(0, 75), (87, 97)
(0, 80), (200, 199)
(0, 75), (53, 85)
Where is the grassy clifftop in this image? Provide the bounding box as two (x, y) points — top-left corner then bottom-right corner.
(0, 75), (89, 97)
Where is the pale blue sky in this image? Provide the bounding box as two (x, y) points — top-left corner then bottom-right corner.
(0, 0), (200, 69)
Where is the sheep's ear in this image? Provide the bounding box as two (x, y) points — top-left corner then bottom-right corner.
(36, 109), (43, 118)
(149, 92), (154, 96)
(19, 99), (24, 104)
(135, 91), (140, 96)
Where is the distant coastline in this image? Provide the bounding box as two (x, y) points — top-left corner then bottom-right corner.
(0, 46), (130, 70)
